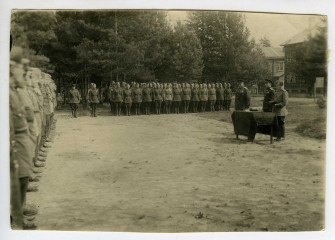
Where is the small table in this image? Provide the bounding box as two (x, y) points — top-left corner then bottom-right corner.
(231, 111), (278, 143)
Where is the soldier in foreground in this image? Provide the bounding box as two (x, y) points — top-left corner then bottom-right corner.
(10, 61), (36, 229)
(234, 80), (250, 111)
(272, 81), (289, 141)
(262, 79), (275, 112)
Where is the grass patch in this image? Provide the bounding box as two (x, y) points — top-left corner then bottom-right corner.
(295, 116), (327, 139)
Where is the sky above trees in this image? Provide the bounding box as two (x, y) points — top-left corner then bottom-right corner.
(167, 11), (325, 47)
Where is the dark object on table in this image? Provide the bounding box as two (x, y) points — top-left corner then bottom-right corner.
(249, 107), (260, 111)
(231, 111), (278, 143)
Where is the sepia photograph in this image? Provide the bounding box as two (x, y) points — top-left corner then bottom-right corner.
(3, 1), (333, 237)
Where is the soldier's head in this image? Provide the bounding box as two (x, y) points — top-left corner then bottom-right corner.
(275, 81), (284, 91)
(11, 62), (25, 89)
(72, 84), (76, 90)
(219, 83), (223, 88)
(136, 83), (139, 88)
(93, 83), (97, 89)
(237, 80), (244, 88)
(227, 83), (231, 88)
(265, 79), (273, 88)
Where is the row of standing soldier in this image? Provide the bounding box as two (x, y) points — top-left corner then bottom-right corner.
(82, 82), (234, 117)
(67, 78), (287, 141)
(9, 56), (57, 229)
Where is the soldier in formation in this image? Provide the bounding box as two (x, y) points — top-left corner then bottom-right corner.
(88, 83), (100, 117)
(10, 51), (57, 229)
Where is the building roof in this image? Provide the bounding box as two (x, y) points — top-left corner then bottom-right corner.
(280, 26), (321, 46)
(261, 47), (284, 59)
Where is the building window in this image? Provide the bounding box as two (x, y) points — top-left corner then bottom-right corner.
(286, 73), (296, 83)
(277, 62), (284, 72)
(286, 52), (292, 63)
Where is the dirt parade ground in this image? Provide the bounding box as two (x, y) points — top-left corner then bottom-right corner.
(26, 108), (325, 232)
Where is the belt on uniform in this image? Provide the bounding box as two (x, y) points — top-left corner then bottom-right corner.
(15, 129), (28, 134)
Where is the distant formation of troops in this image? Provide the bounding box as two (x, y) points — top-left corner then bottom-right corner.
(83, 81), (234, 117)
(71, 77), (288, 141)
(10, 53), (57, 229)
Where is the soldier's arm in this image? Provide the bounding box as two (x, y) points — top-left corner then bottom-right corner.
(276, 91), (288, 107)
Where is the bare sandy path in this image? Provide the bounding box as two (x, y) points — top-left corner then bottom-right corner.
(27, 111), (325, 232)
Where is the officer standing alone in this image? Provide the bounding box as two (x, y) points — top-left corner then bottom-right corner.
(68, 84), (81, 118)
(234, 80), (250, 111)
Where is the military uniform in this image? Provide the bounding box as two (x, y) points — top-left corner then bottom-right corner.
(142, 87), (152, 115)
(224, 87), (233, 111)
(112, 87), (123, 116)
(191, 87), (200, 113)
(273, 88), (289, 140)
(208, 88), (216, 112)
(234, 86), (250, 111)
(153, 88), (163, 114)
(173, 87), (182, 114)
(263, 86), (275, 112)
(68, 88), (81, 118)
(10, 84), (33, 215)
(163, 88), (173, 114)
(56, 94), (63, 109)
(123, 89), (132, 116)
(88, 89), (99, 117)
(200, 88), (208, 112)
(132, 87), (142, 115)
(182, 87), (191, 113)
(216, 87), (224, 111)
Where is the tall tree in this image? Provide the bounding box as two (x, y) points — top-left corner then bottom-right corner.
(168, 22), (203, 82)
(260, 37), (272, 47)
(187, 11), (270, 87)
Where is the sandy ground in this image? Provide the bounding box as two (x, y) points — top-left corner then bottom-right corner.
(27, 110), (325, 232)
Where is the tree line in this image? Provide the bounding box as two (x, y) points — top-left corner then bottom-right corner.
(11, 10), (327, 94)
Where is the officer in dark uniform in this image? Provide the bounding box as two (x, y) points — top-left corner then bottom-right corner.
(234, 80), (250, 111)
(68, 84), (81, 118)
(262, 79), (275, 112)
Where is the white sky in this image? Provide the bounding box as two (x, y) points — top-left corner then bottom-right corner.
(167, 11), (325, 47)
